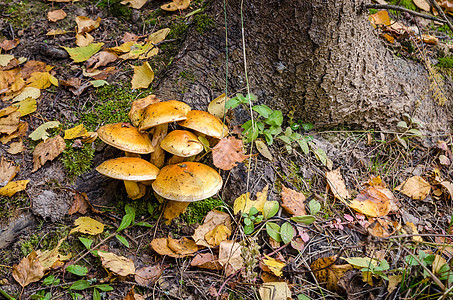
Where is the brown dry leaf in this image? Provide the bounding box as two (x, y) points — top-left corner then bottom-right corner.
(204, 224), (231, 247)
(441, 181), (453, 199)
(440, 1), (453, 12)
(121, 0), (148, 9)
(21, 61), (49, 79)
(0, 180), (29, 197)
(131, 62), (154, 89)
(255, 140), (273, 161)
(261, 272), (283, 283)
(432, 254), (447, 275)
(135, 265), (163, 287)
(150, 237), (198, 258)
(387, 274), (403, 294)
(192, 210), (232, 247)
(161, 0), (190, 11)
(12, 251), (44, 288)
(402, 222), (423, 242)
(259, 282), (291, 300)
(98, 251), (135, 276)
(311, 256), (353, 293)
(7, 140), (24, 154)
(32, 135), (66, 172)
(422, 34), (438, 45)
(414, 0), (430, 11)
(233, 185), (269, 215)
(396, 176), (431, 201)
(36, 238), (71, 270)
(47, 9), (67, 22)
(218, 240), (244, 277)
(1, 121), (28, 144)
(163, 200), (190, 224)
(75, 32), (94, 47)
(348, 186), (392, 217)
(281, 184), (306, 216)
(128, 94), (160, 127)
(190, 253), (222, 270)
(68, 192), (90, 215)
(85, 51), (118, 70)
(212, 136), (249, 170)
(0, 39), (20, 51)
(60, 77), (91, 96)
(367, 219), (391, 238)
(326, 168), (350, 203)
(123, 286), (145, 300)
(76, 16), (101, 34)
(122, 32), (142, 42)
(90, 66), (119, 80)
(0, 156), (19, 187)
(0, 111), (20, 135)
(0, 106), (18, 118)
(46, 29), (68, 36)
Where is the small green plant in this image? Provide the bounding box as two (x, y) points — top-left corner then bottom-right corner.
(242, 207), (264, 235)
(395, 113), (423, 148)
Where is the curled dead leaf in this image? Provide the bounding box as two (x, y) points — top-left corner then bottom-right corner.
(192, 210), (231, 247)
(32, 135), (66, 172)
(135, 265), (163, 287)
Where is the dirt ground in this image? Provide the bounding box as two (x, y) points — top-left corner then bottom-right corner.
(1, 0), (453, 299)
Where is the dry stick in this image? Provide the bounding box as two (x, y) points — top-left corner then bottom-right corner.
(364, 4), (447, 23)
(428, 0), (453, 33)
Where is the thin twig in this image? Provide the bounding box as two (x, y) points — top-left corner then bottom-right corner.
(365, 4), (447, 23)
(428, 0), (453, 33)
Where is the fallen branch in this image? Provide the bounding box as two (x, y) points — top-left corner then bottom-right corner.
(365, 3), (447, 23)
(428, 0), (453, 33)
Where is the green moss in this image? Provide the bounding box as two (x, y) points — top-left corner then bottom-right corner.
(436, 24), (453, 37)
(182, 198), (225, 225)
(20, 234), (40, 256)
(179, 70), (195, 82)
(193, 14), (214, 34)
(388, 0), (417, 11)
(79, 84), (148, 131)
(438, 57), (453, 68)
(167, 21), (189, 40)
(61, 142), (95, 179)
(96, 0), (132, 19)
(0, 194), (28, 219)
(368, 8), (378, 14)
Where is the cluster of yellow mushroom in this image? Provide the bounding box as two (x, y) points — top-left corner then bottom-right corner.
(95, 97), (228, 202)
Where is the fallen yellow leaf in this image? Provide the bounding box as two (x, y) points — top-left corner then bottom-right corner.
(0, 180), (29, 197)
(233, 184), (268, 214)
(70, 216), (104, 235)
(259, 282), (291, 300)
(262, 255), (286, 277)
(204, 224), (231, 247)
(396, 176), (431, 201)
(131, 61), (154, 89)
(98, 251), (135, 276)
(64, 124), (88, 140)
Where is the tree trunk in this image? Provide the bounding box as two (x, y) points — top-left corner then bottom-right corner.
(154, 0), (452, 133)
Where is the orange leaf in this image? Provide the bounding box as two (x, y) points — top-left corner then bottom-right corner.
(212, 136), (249, 170)
(0, 39), (20, 51)
(47, 9), (67, 22)
(348, 186), (392, 217)
(280, 184), (306, 216)
(190, 253), (222, 270)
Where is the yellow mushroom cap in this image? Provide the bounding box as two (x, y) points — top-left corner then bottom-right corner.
(96, 157), (160, 181)
(177, 110), (228, 139)
(152, 162), (222, 201)
(97, 123), (154, 154)
(139, 100), (191, 131)
(160, 130), (203, 157)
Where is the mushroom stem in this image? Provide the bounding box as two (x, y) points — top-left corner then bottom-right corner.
(124, 151), (140, 158)
(150, 123), (168, 168)
(167, 154), (196, 165)
(124, 180), (146, 199)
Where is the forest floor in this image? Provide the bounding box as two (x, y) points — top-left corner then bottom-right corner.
(1, 0), (453, 299)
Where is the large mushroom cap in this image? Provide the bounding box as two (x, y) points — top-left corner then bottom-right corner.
(160, 130), (203, 157)
(152, 162), (222, 201)
(96, 157), (160, 181)
(139, 100), (191, 131)
(98, 123), (154, 154)
(177, 110), (228, 139)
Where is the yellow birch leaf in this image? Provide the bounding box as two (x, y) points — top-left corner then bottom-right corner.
(26, 72), (58, 89)
(62, 43), (104, 63)
(46, 29), (68, 36)
(161, 0), (190, 11)
(148, 28), (171, 44)
(12, 98), (37, 116)
(0, 180), (29, 197)
(120, 0), (147, 9)
(98, 251), (135, 276)
(64, 124), (88, 140)
(12, 87), (41, 103)
(204, 224), (231, 247)
(69, 216), (104, 235)
(0, 54), (15, 67)
(233, 184), (268, 214)
(262, 255), (286, 277)
(36, 237), (71, 270)
(131, 62), (154, 89)
(7, 141), (24, 154)
(395, 176), (431, 201)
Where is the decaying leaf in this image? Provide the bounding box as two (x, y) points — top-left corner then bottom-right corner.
(0, 54), (14, 67)
(402, 222), (423, 242)
(233, 185), (269, 215)
(0, 180), (29, 197)
(64, 124), (89, 140)
(0, 111), (20, 135)
(396, 176), (431, 201)
(163, 200), (190, 224)
(311, 256), (353, 293)
(262, 255), (286, 277)
(367, 219), (392, 238)
(218, 240), (244, 277)
(208, 93), (228, 119)
(190, 253), (222, 270)
(85, 51), (118, 70)
(192, 210), (232, 247)
(135, 265), (163, 287)
(369, 10), (391, 27)
(36, 237), (71, 270)
(121, 0), (148, 9)
(281, 184), (306, 216)
(1, 121), (28, 144)
(7, 140), (24, 154)
(414, 0), (430, 11)
(131, 62), (154, 89)
(259, 282), (291, 300)
(13, 98), (37, 116)
(255, 140), (273, 161)
(75, 32), (94, 47)
(0, 39), (20, 51)
(151, 237), (198, 258)
(70, 216), (104, 235)
(47, 9), (67, 22)
(68, 192), (90, 215)
(98, 251), (135, 276)
(326, 168), (350, 203)
(204, 224), (231, 247)
(0, 156), (19, 187)
(128, 94), (160, 127)
(161, 0), (190, 11)
(32, 135), (66, 172)
(29, 121), (61, 141)
(76, 16), (101, 34)
(347, 185), (394, 217)
(123, 286), (145, 300)
(12, 251), (44, 288)
(12, 87), (41, 103)
(387, 274), (403, 294)
(212, 136), (249, 170)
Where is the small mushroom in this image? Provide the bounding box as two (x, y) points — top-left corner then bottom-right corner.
(152, 162), (222, 202)
(96, 157), (160, 199)
(97, 122), (154, 157)
(177, 110), (228, 141)
(139, 100), (191, 168)
(160, 130), (203, 164)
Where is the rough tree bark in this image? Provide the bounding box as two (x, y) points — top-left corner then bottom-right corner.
(154, 0), (452, 133)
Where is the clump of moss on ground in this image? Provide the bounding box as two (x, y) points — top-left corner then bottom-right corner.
(182, 198), (225, 225)
(61, 142), (95, 179)
(193, 14), (214, 34)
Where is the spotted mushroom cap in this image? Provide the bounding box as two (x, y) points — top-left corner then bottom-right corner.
(177, 110), (228, 139)
(152, 162), (222, 201)
(160, 130), (203, 157)
(96, 157), (160, 181)
(139, 100), (191, 131)
(97, 122), (154, 154)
